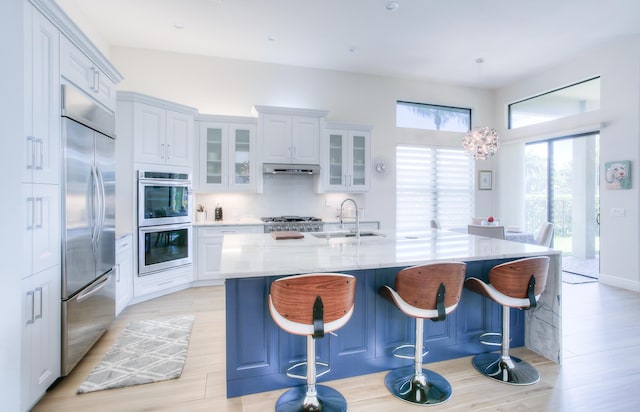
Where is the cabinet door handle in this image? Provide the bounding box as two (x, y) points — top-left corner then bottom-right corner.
(35, 138), (44, 170)
(34, 287), (43, 320)
(116, 263), (121, 282)
(35, 197), (44, 229)
(90, 67), (96, 91)
(91, 67), (100, 92)
(26, 136), (35, 170)
(166, 144), (171, 159)
(26, 291), (35, 325)
(160, 143), (165, 159)
(26, 197), (35, 230)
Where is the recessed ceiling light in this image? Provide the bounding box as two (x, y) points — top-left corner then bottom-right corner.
(385, 2), (399, 12)
(173, 23), (185, 30)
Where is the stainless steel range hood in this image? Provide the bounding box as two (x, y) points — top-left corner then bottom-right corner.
(263, 163), (320, 175)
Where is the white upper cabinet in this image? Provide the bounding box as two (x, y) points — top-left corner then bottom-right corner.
(166, 111), (194, 167)
(134, 104), (194, 167)
(118, 92), (197, 168)
(23, 6), (59, 185)
(320, 124), (372, 192)
(255, 106), (328, 165)
(198, 116), (257, 192)
(135, 103), (166, 164)
(60, 35), (116, 112)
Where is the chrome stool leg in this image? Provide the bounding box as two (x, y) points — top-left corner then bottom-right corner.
(384, 318), (452, 405)
(276, 336), (347, 412)
(472, 306), (540, 385)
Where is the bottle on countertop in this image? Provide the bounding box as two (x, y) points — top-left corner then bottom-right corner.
(214, 203), (223, 221)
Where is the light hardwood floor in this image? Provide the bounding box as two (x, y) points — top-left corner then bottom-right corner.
(33, 281), (640, 411)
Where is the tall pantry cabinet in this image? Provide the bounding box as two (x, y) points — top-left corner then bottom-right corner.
(21, 4), (61, 410)
(8, 1), (123, 411)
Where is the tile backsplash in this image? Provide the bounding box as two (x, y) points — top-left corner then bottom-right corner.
(195, 174), (365, 221)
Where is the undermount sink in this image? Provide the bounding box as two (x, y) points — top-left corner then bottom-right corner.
(311, 231), (384, 239)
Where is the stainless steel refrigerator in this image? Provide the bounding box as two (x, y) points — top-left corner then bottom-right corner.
(60, 84), (116, 376)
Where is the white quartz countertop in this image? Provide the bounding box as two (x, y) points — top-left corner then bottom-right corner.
(220, 229), (560, 279)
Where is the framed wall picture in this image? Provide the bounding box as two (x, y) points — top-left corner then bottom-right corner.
(478, 170), (492, 190)
(605, 160), (631, 190)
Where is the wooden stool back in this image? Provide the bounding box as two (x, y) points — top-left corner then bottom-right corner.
(270, 273), (356, 327)
(395, 262), (466, 311)
(489, 256), (550, 298)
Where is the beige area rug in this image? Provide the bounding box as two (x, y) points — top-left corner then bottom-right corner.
(77, 315), (194, 394)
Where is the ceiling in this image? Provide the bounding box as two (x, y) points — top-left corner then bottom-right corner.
(56, 0), (640, 89)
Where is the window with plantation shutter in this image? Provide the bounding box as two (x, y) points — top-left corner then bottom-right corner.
(396, 145), (474, 238)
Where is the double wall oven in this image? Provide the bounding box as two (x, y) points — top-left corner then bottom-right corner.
(138, 171), (193, 275)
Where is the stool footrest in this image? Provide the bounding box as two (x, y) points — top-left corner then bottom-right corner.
(285, 361), (330, 380)
(392, 344), (429, 360)
(479, 332), (503, 347)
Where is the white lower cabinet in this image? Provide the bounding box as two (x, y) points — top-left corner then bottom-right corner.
(196, 225), (260, 281)
(134, 266), (193, 298)
(21, 265), (60, 411)
(115, 234), (134, 316)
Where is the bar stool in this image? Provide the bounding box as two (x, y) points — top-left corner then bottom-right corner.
(464, 256), (550, 385)
(380, 262), (466, 405)
(269, 273), (357, 412)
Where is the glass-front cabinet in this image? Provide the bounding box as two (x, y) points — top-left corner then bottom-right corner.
(321, 124), (371, 192)
(198, 116), (257, 192)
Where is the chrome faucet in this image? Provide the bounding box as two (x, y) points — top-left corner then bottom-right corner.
(340, 198), (360, 238)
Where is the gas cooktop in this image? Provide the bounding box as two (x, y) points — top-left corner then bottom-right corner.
(261, 216), (323, 232)
(261, 216), (322, 223)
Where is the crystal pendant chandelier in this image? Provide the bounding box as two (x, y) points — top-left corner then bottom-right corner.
(463, 58), (499, 160)
(462, 126), (499, 160)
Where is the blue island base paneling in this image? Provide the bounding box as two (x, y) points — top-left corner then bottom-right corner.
(225, 259), (524, 398)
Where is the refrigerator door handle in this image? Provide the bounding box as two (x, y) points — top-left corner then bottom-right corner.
(90, 164), (98, 251)
(95, 165), (106, 247)
(76, 272), (111, 303)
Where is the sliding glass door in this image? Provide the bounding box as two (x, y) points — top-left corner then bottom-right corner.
(525, 133), (600, 278)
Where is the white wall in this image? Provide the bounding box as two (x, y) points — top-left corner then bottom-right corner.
(110, 47), (495, 229)
(494, 35), (640, 291)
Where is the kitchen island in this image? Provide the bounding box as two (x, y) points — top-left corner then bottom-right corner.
(220, 230), (561, 397)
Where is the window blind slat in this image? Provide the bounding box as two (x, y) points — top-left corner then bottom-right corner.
(396, 145), (474, 235)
